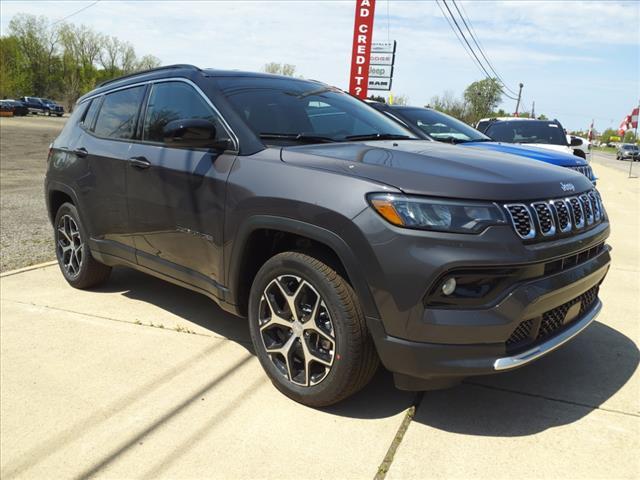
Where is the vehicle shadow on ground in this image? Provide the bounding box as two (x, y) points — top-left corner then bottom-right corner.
(94, 267), (255, 352)
(93, 267), (415, 418)
(93, 267), (637, 431)
(413, 321), (639, 436)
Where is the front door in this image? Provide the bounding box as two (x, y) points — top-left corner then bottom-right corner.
(126, 80), (237, 298)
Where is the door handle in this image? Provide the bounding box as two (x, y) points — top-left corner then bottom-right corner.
(129, 156), (151, 169)
(72, 147), (88, 158)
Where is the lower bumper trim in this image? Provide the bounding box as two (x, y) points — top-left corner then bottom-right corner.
(493, 299), (602, 371)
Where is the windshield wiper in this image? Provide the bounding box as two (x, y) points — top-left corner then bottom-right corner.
(345, 133), (413, 141)
(259, 133), (337, 144)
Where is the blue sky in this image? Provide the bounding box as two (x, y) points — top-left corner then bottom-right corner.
(1, 0), (638, 131)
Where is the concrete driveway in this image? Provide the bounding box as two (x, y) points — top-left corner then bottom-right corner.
(1, 158), (638, 479)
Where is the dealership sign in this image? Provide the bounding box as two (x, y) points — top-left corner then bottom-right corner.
(367, 40), (396, 91)
(370, 41), (396, 53)
(369, 65), (393, 78)
(348, 0), (376, 98)
(369, 53), (394, 65)
(368, 78), (392, 90)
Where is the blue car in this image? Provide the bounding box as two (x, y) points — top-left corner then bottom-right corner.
(370, 103), (596, 183)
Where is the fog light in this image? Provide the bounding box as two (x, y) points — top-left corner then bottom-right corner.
(441, 277), (457, 296)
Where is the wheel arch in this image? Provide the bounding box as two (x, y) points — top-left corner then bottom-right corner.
(46, 181), (81, 224)
(226, 215), (380, 320)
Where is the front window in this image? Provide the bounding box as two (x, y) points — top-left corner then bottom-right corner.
(398, 108), (490, 143)
(142, 81), (231, 144)
(217, 76), (416, 144)
(485, 121), (568, 146)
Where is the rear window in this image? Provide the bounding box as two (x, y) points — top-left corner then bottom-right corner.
(485, 121), (567, 146)
(93, 86), (145, 140)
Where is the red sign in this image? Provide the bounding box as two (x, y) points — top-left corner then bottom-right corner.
(348, 0), (376, 98)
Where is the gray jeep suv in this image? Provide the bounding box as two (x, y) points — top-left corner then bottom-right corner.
(45, 65), (610, 406)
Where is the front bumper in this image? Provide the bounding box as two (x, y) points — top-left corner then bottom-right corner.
(352, 206), (611, 388)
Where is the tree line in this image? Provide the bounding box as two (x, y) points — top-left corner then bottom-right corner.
(0, 13), (161, 109)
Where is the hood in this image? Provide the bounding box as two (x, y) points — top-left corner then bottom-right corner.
(280, 141), (593, 201)
(516, 143), (574, 156)
(460, 142), (587, 167)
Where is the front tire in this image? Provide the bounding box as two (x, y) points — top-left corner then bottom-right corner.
(248, 252), (379, 407)
(54, 202), (111, 289)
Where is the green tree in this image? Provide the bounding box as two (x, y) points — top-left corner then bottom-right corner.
(0, 36), (30, 97)
(599, 128), (618, 143)
(463, 78), (503, 124)
(263, 62), (296, 76)
(428, 90), (467, 121)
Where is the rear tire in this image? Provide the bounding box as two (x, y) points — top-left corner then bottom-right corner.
(248, 251), (379, 407)
(54, 202), (111, 289)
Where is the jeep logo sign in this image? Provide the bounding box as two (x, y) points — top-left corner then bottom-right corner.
(560, 182), (576, 192)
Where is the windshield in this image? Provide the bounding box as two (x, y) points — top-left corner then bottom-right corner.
(397, 107), (490, 143)
(217, 76), (416, 144)
(623, 145), (638, 151)
(485, 121), (568, 146)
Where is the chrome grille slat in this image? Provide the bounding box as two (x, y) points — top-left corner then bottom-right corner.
(531, 202), (556, 236)
(567, 197), (585, 229)
(579, 194), (594, 225)
(552, 199), (572, 233)
(504, 204), (535, 239)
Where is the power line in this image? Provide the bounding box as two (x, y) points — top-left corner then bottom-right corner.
(434, 0), (489, 80)
(451, 0), (519, 97)
(50, 0), (101, 27)
(437, 0), (518, 100)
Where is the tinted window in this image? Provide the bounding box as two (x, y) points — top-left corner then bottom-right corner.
(485, 121), (567, 146)
(94, 86), (145, 139)
(81, 97), (102, 131)
(143, 81), (230, 144)
(398, 108), (489, 143)
(218, 76), (415, 143)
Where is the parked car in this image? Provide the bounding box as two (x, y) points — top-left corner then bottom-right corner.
(371, 103), (596, 183)
(476, 117), (590, 161)
(45, 65), (610, 406)
(616, 143), (639, 161)
(0, 99), (29, 116)
(18, 96), (64, 116)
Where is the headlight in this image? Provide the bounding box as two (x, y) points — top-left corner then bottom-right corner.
(368, 193), (506, 233)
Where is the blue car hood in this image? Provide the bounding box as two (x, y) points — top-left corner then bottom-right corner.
(461, 142), (586, 167)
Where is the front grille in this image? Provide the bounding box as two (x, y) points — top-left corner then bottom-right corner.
(567, 165), (594, 180)
(538, 285), (599, 341)
(506, 285), (600, 349)
(505, 319), (533, 347)
(504, 189), (604, 242)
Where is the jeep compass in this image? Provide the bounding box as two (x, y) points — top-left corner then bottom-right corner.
(45, 65), (610, 406)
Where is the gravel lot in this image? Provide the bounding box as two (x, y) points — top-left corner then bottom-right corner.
(0, 116), (65, 272)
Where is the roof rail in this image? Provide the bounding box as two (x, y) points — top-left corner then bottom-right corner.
(97, 64), (201, 88)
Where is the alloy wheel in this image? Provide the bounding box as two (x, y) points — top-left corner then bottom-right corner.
(57, 214), (83, 277)
(258, 275), (335, 387)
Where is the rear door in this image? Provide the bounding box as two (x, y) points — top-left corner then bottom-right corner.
(127, 80), (237, 296)
(74, 85), (146, 262)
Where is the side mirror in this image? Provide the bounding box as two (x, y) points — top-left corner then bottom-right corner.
(163, 118), (227, 149)
(569, 137), (582, 147)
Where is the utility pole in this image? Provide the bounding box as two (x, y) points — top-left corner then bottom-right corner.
(531, 100), (535, 119)
(514, 82), (524, 116)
